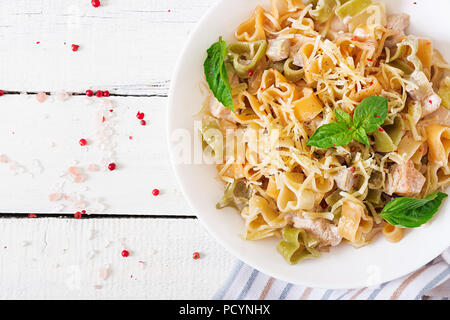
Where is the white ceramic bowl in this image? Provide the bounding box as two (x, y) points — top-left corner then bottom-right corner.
(168, 0), (450, 289)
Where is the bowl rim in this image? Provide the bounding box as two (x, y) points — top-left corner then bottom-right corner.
(167, 0), (450, 289)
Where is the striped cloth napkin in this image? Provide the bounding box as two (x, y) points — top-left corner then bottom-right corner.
(213, 248), (450, 300)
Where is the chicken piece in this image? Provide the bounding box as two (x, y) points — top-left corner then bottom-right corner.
(423, 94), (442, 118)
(292, 51), (304, 68)
(209, 97), (236, 123)
(292, 216), (342, 247)
(418, 106), (450, 128)
(330, 15), (348, 34)
(408, 71), (434, 100)
(334, 167), (357, 192)
(304, 117), (323, 137)
(387, 13), (410, 32)
(385, 14), (410, 47)
(407, 71), (442, 118)
(353, 26), (371, 41)
(266, 39), (291, 62)
(386, 161), (426, 196)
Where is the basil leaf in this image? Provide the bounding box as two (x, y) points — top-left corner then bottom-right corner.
(353, 126), (370, 146)
(335, 109), (352, 125)
(306, 122), (354, 149)
(353, 96), (388, 133)
(204, 37), (234, 111)
(380, 191), (448, 228)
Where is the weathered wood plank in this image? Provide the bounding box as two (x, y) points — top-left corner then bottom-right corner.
(0, 95), (192, 215)
(0, 0), (219, 95)
(0, 218), (234, 299)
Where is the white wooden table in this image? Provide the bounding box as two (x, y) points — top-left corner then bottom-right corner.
(0, 0), (236, 299)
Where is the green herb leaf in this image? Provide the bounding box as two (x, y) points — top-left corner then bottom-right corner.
(353, 96), (388, 133)
(353, 126), (370, 146)
(380, 191), (448, 228)
(306, 122), (354, 149)
(335, 109), (352, 125)
(204, 37), (234, 111)
(307, 96), (388, 148)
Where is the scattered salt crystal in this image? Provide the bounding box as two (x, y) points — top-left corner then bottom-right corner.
(53, 90), (71, 101)
(75, 200), (88, 209)
(51, 203), (66, 212)
(31, 159), (43, 174)
(88, 164), (99, 172)
(36, 92), (47, 103)
(99, 264), (111, 281)
(48, 193), (62, 202)
(54, 181), (66, 191)
(103, 128), (114, 137)
(22, 240), (31, 247)
(119, 237), (127, 247)
(68, 166), (80, 175)
(90, 198), (106, 212)
(0, 154), (8, 163)
(87, 249), (98, 260)
(88, 229), (97, 240)
(73, 174), (85, 183)
(9, 162), (26, 175)
(102, 100), (115, 108)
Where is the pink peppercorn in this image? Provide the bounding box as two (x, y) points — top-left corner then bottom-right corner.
(140, 120), (146, 126)
(79, 139), (87, 146)
(86, 90), (94, 97)
(108, 163), (116, 171)
(192, 252), (200, 260)
(136, 112), (145, 120)
(71, 44), (79, 52)
(91, 0), (100, 8)
(103, 90), (110, 97)
(152, 189), (160, 196)
(0, 90), (4, 96)
(74, 211), (82, 219)
(95, 90), (103, 97)
(121, 250), (130, 257)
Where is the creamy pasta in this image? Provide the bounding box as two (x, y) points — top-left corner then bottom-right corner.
(201, 0), (450, 264)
